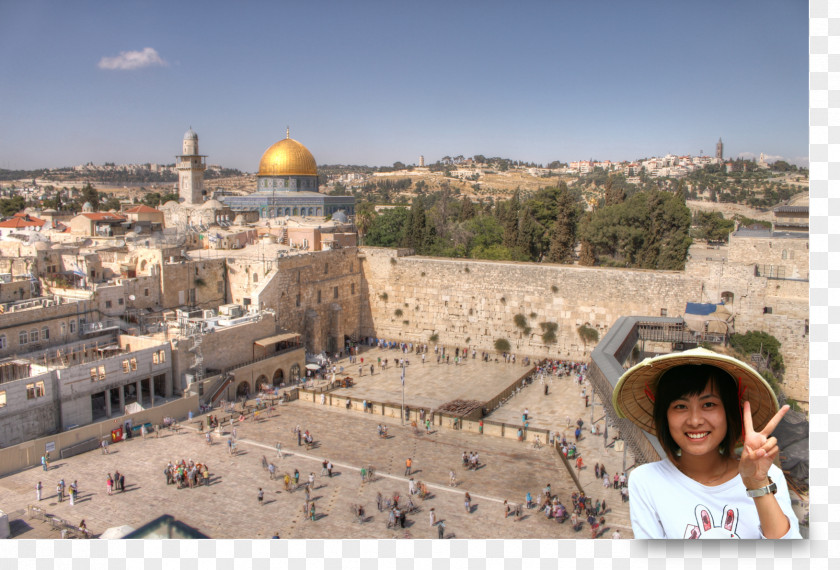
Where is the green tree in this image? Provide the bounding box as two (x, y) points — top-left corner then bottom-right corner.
(0, 195), (26, 217)
(365, 207), (410, 247)
(604, 174), (626, 206)
(354, 202), (376, 244)
(729, 331), (784, 373)
(80, 183), (99, 210)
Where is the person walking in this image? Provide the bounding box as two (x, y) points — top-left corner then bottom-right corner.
(106, 474), (113, 496)
(404, 457), (412, 476)
(276, 442), (282, 458)
(464, 492), (471, 513)
(429, 507), (436, 526)
(449, 470), (456, 487)
(119, 472), (126, 493)
(258, 488), (264, 506)
(437, 520), (445, 539)
(36, 481), (42, 501)
(327, 460), (333, 478)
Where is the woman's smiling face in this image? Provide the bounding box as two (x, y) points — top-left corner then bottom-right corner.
(666, 381), (728, 458)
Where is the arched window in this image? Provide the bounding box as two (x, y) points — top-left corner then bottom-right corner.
(29, 329), (39, 343)
(781, 250), (787, 260)
(721, 291), (734, 304)
(19, 331), (27, 345)
(41, 326), (49, 340)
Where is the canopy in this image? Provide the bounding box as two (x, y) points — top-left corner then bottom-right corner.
(254, 333), (300, 347)
(305, 363), (321, 371)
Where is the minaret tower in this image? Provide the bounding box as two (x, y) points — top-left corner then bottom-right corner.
(177, 127), (206, 205)
(716, 137), (723, 160)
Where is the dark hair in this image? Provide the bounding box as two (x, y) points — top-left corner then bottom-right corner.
(652, 364), (742, 460)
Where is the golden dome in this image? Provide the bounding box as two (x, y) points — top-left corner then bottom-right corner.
(258, 133), (318, 177)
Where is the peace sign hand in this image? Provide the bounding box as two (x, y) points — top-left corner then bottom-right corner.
(739, 401), (789, 488)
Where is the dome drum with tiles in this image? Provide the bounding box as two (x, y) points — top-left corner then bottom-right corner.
(221, 128), (355, 219)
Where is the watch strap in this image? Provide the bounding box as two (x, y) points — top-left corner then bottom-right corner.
(745, 477), (777, 498)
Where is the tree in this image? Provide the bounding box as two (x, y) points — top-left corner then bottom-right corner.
(101, 196), (121, 212)
(578, 239), (596, 266)
(494, 338), (511, 353)
(393, 161), (406, 170)
(354, 202), (376, 245)
(604, 175), (626, 206)
(80, 183), (99, 210)
(0, 195), (26, 217)
(365, 207), (410, 247)
(545, 184), (581, 263)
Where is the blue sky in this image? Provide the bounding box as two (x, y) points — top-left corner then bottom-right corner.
(0, 1), (807, 171)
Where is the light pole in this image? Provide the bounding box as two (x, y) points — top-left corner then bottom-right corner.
(400, 360), (406, 426)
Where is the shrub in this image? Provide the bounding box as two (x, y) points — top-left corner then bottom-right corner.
(542, 330), (557, 344)
(379, 292), (388, 301)
(494, 338), (511, 353)
(551, 285), (559, 293)
(514, 314), (528, 329)
(395, 309), (403, 317)
(429, 333), (439, 342)
(390, 257), (397, 265)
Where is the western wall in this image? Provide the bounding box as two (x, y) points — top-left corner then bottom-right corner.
(213, 235), (809, 407)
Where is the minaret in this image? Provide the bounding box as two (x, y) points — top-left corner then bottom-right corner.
(716, 138), (723, 160)
(176, 127), (206, 205)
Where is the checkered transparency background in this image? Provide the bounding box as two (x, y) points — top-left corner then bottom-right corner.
(0, 3), (833, 569)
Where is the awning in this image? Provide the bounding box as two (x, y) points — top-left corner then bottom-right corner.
(254, 333), (300, 347)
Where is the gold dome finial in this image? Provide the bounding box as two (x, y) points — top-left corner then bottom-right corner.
(286, 126), (290, 139)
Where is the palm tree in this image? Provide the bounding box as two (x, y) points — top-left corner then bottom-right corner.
(354, 202), (376, 245)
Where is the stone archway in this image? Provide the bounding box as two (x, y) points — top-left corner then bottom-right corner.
(272, 368), (285, 386)
(236, 381), (250, 398)
(255, 375), (269, 393)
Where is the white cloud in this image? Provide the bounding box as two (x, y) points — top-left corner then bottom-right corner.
(98, 47), (167, 70)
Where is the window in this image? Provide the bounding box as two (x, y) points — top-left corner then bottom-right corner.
(0, 391), (5, 408)
(60, 322), (66, 336)
(334, 286), (338, 299)
(153, 352), (159, 365)
(30, 329), (39, 343)
(0, 334), (5, 350)
(158, 350), (166, 363)
(253, 273), (259, 282)
(317, 290), (321, 304)
(122, 359), (130, 373)
(144, 288), (149, 297)
(26, 381), (45, 399)
(130, 358), (137, 371)
(351, 283), (355, 295)
(781, 250), (787, 260)
(324, 263), (329, 274)
(18, 330), (28, 344)
(98, 366), (106, 380)
(105, 300), (112, 309)
(763, 307), (773, 314)
(41, 327), (49, 340)
(91, 368), (98, 381)
(118, 298), (124, 305)
(69, 320), (76, 333)
(789, 251), (795, 260)
(660, 308), (667, 317)
(296, 293), (301, 307)
(217, 281), (223, 293)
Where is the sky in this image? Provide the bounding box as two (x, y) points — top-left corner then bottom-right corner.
(0, 1), (808, 172)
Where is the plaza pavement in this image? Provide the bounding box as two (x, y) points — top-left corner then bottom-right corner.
(0, 348), (634, 540)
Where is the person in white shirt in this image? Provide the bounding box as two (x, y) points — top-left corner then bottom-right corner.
(612, 348), (800, 539)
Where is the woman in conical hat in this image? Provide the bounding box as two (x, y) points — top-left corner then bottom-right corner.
(612, 347), (800, 539)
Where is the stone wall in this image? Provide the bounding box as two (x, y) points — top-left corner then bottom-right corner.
(251, 248), (364, 353)
(358, 246), (809, 405)
(0, 371), (60, 447)
(358, 247), (701, 359)
(159, 258), (227, 309)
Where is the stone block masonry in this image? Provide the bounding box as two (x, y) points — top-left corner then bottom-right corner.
(359, 248), (701, 360)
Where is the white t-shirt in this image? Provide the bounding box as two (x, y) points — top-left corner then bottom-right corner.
(629, 460), (801, 539)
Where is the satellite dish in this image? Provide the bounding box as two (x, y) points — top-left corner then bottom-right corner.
(128, 295), (136, 301)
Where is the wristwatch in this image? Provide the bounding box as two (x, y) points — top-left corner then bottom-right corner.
(745, 477), (777, 498)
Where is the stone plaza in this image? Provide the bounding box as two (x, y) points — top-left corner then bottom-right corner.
(0, 347), (634, 539)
